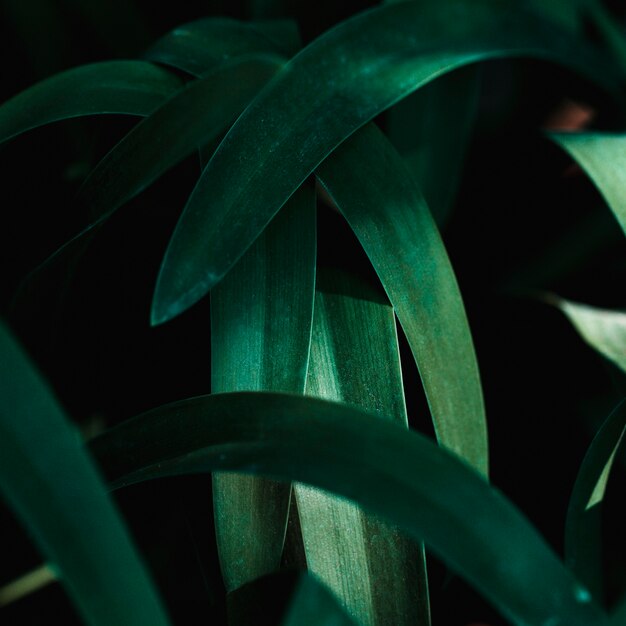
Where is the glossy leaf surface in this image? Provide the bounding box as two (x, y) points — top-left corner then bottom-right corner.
(318, 123), (487, 476)
(211, 185), (316, 591)
(152, 0), (616, 324)
(91, 391), (605, 626)
(0, 322), (170, 626)
(296, 269), (430, 625)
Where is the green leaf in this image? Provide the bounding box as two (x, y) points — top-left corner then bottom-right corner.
(151, 0), (618, 325)
(318, 123), (487, 476)
(281, 572), (357, 626)
(145, 17), (299, 76)
(0, 321), (170, 626)
(295, 268), (430, 626)
(549, 132), (626, 238)
(565, 401), (626, 603)
(91, 391), (606, 626)
(78, 55), (284, 225)
(554, 296), (626, 373)
(0, 61), (181, 146)
(386, 67), (480, 227)
(211, 184), (316, 591)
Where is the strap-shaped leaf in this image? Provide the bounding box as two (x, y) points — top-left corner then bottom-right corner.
(78, 55), (284, 224)
(318, 123), (487, 476)
(151, 0), (618, 325)
(145, 17), (299, 76)
(0, 61), (181, 146)
(211, 184), (316, 591)
(549, 132), (626, 238)
(555, 297), (626, 373)
(91, 391), (605, 626)
(0, 321), (170, 626)
(295, 268), (430, 625)
(566, 401), (626, 603)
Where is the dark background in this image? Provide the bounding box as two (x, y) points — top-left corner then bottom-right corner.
(1, 1), (626, 624)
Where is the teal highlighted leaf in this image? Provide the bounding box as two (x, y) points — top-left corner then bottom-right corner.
(318, 123), (487, 476)
(211, 184), (316, 591)
(0, 321), (170, 626)
(151, 0), (617, 324)
(0, 61), (181, 146)
(91, 391), (605, 626)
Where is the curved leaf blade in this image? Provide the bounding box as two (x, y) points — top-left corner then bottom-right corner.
(0, 61), (181, 146)
(151, 0), (617, 324)
(145, 17), (298, 76)
(549, 132), (626, 238)
(318, 122), (487, 476)
(78, 55), (284, 224)
(211, 184), (316, 591)
(0, 321), (170, 626)
(555, 297), (626, 373)
(91, 391), (605, 626)
(566, 401), (626, 603)
(296, 268), (430, 625)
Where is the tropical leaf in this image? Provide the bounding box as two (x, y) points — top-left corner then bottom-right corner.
(211, 184), (316, 591)
(0, 321), (170, 626)
(554, 297), (626, 373)
(151, 0), (618, 325)
(317, 122), (487, 476)
(295, 268), (430, 625)
(91, 391), (605, 626)
(566, 401), (626, 603)
(145, 17), (299, 76)
(77, 55), (284, 224)
(0, 61), (181, 146)
(549, 132), (626, 238)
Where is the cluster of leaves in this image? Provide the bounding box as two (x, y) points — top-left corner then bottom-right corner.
(1, 0), (626, 625)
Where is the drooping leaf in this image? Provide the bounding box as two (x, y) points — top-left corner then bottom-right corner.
(0, 61), (181, 146)
(0, 321), (170, 626)
(386, 66), (480, 227)
(565, 401), (626, 603)
(211, 184), (316, 591)
(151, 0), (618, 325)
(295, 268), (430, 626)
(549, 132), (626, 238)
(91, 391), (605, 626)
(281, 572), (357, 626)
(145, 17), (299, 76)
(554, 296), (626, 373)
(317, 123), (487, 475)
(77, 55), (284, 224)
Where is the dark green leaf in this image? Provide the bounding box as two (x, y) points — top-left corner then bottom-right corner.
(91, 391), (605, 626)
(78, 55), (284, 224)
(296, 268), (430, 625)
(145, 18), (299, 76)
(151, 0), (617, 324)
(565, 401), (626, 603)
(318, 123), (487, 476)
(0, 61), (181, 146)
(549, 132), (626, 238)
(211, 184), (316, 591)
(0, 321), (170, 626)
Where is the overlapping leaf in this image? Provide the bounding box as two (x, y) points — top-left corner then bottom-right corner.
(0, 321), (170, 626)
(295, 269), (429, 625)
(145, 17), (299, 76)
(91, 391), (606, 626)
(318, 123), (487, 475)
(210, 184), (316, 591)
(566, 401), (626, 603)
(151, 0), (618, 325)
(0, 61), (181, 146)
